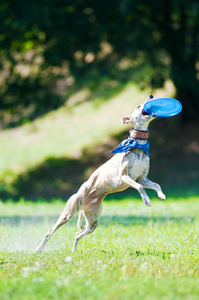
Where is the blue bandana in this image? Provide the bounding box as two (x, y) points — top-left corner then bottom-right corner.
(110, 137), (149, 156)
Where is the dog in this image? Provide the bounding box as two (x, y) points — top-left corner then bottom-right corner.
(35, 95), (166, 253)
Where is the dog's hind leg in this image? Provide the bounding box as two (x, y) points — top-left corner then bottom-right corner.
(35, 194), (78, 253)
(72, 195), (104, 252)
(35, 177), (98, 253)
(77, 210), (84, 230)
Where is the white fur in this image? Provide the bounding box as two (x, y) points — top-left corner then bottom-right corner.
(35, 98), (166, 253)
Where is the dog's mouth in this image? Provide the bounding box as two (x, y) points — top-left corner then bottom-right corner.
(141, 109), (150, 116)
(141, 108), (156, 118)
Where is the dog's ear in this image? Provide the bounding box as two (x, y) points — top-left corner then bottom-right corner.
(145, 94), (153, 102)
(121, 116), (132, 125)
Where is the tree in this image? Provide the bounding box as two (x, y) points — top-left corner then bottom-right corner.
(0, 0), (199, 124)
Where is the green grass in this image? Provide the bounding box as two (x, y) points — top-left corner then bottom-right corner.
(0, 84), (144, 176)
(1, 196), (199, 299)
(0, 81), (174, 184)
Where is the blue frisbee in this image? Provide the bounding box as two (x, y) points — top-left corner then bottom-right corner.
(143, 97), (182, 117)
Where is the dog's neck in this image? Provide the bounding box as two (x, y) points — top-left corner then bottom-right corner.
(129, 127), (149, 145)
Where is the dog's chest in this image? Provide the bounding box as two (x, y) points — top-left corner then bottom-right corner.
(127, 151), (149, 180)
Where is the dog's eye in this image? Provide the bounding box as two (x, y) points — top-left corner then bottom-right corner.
(136, 105), (141, 109)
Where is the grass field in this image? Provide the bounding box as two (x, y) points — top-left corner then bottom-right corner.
(1, 196), (199, 299)
(0, 81), (176, 200)
(0, 78), (198, 299)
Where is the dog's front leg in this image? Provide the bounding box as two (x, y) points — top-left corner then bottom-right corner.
(121, 175), (152, 206)
(138, 175), (166, 200)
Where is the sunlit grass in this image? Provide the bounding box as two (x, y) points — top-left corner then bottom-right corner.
(0, 197), (199, 299)
(0, 84), (145, 175)
(0, 81), (174, 184)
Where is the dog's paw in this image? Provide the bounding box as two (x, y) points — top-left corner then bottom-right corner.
(158, 192), (166, 200)
(143, 197), (152, 207)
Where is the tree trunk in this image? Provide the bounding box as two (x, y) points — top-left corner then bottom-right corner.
(171, 60), (199, 122)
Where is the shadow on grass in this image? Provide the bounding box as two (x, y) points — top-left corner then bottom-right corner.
(0, 119), (199, 201)
(1, 63), (134, 129)
(0, 214), (195, 227)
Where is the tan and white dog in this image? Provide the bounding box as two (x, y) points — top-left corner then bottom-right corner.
(35, 95), (166, 253)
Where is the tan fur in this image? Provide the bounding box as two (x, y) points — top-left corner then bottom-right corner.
(35, 97), (166, 253)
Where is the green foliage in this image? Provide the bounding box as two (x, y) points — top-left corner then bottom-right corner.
(0, 95), (198, 201)
(0, 198), (199, 299)
(0, 0), (199, 124)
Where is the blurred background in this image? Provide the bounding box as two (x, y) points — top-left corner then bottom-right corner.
(0, 0), (199, 201)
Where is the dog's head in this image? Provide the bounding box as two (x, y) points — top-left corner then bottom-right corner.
(122, 95), (156, 129)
